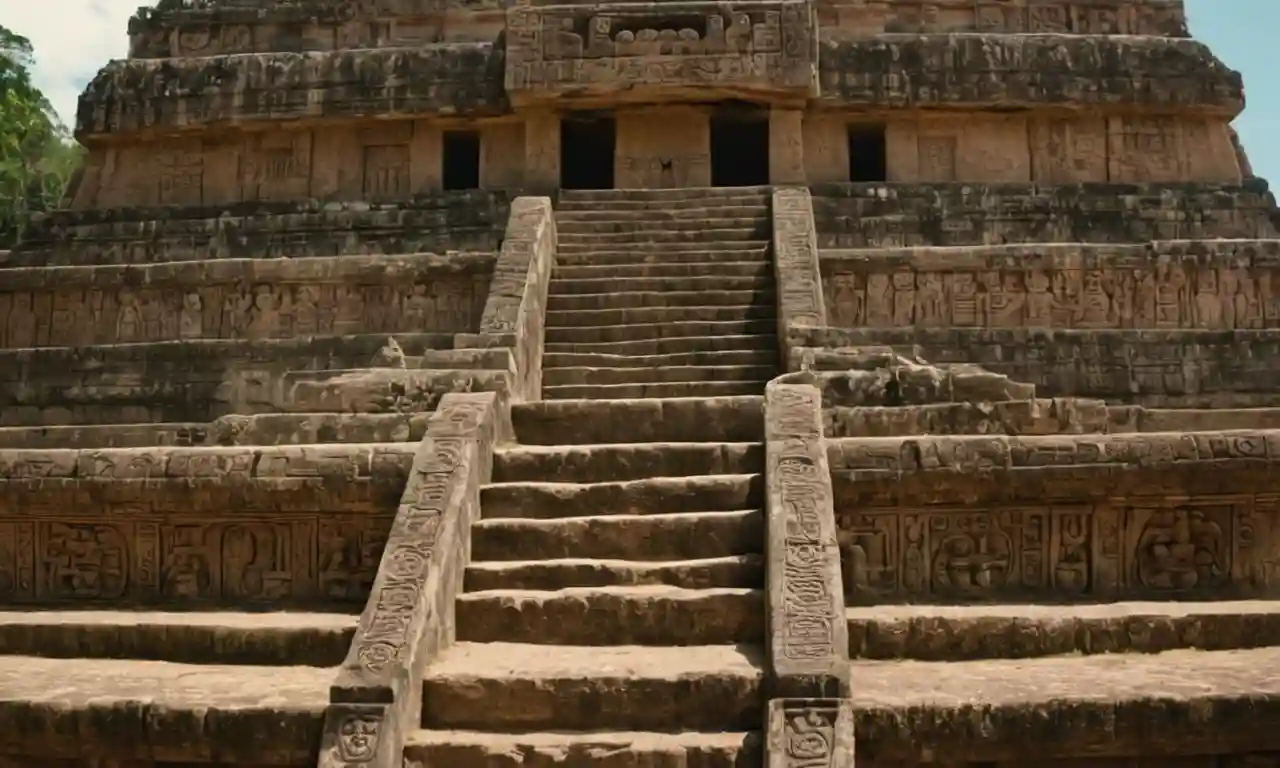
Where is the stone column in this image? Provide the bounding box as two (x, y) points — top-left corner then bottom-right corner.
(523, 111), (560, 192)
(769, 108), (806, 185)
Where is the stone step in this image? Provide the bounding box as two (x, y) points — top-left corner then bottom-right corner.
(0, 610), (356, 666)
(549, 273), (771, 296)
(545, 319), (776, 345)
(553, 260), (770, 280)
(456, 585), (765, 645)
(554, 247), (771, 266)
(494, 442), (763, 483)
(558, 186), (771, 203)
(0, 654), (330, 764)
(420, 642), (764, 731)
(464, 554), (765, 591)
(544, 364), (776, 388)
(849, 647), (1280, 763)
(547, 289), (773, 311)
(481, 474), (763, 519)
(547, 305), (775, 328)
(555, 239), (769, 254)
(544, 348), (776, 370)
(555, 217), (769, 234)
(544, 380), (770, 400)
(847, 601), (1280, 661)
(512, 397), (765, 445)
(557, 228), (764, 245)
(402, 728), (763, 768)
(554, 204), (770, 221)
(471, 510), (763, 561)
(544, 333), (776, 357)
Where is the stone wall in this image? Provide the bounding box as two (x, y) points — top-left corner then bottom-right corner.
(0, 253), (493, 349)
(10, 193), (512, 266)
(810, 182), (1280, 248)
(0, 444), (413, 610)
(821, 240), (1280, 331)
(819, 0), (1187, 39)
(829, 430), (1280, 605)
(821, 327), (1280, 406)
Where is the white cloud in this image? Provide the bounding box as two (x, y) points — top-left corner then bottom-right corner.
(5, 0), (137, 130)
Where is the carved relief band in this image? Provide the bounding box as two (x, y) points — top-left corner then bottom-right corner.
(828, 431), (1280, 604)
(821, 0), (1188, 39)
(0, 253), (494, 349)
(504, 0), (819, 107)
(765, 383), (849, 697)
(772, 187), (827, 364)
(820, 241), (1280, 331)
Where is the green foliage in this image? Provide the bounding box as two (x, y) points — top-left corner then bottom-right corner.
(0, 24), (84, 248)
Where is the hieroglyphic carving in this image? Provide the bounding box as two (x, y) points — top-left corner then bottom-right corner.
(1108, 116), (1185, 183)
(765, 384), (848, 696)
(823, 0), (1186, 37)
(820, 245), (1280, 331)
(773, 188), (827, 348)
(0, 270), (488, 349)
(505, 0), (817, 104)
(0, 515), (389, 606)
(839, 494), (1274, 604)
(767, 698), (854, 768)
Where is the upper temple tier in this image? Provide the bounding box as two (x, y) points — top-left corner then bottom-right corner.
(66, 0), (1250, 204)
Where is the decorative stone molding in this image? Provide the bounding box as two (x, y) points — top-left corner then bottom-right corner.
(772, 187), (827, 370)
(318, 390), (509, 768)
(766, 698), (855, 768)
(764, 382), (849, 698)
(504, 0), (819, 108)
(457, 196), (557, 402)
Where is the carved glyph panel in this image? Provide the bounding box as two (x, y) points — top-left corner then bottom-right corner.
(840, 495), (1277, 604)
(823, 262), (1277, 331)
(504, 0), (818, 104)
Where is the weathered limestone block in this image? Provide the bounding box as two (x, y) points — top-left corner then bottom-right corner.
(764, 383), (849, 697)
(1109, 405), (1280, 434)
(0, 444), (415, 609)
(324, 391), (508, 768)
(821, 240), (1280, 332)
(772, 187), (827, 363)
(11, 193), (511, 266)
(778, 359), (1035, 408)
(283, 368), (512, 415)
(504, 1), (819, 107)
(818, 34), (1243, 112)
(766, 698), (855, 768)
(127, 0), (509, 58)
(825, 397), (1111, 438)
(830, 430), (1280, 603)
(0, 335), (470, 427)
(471, 197), (557, 401)
(0, 253), (493, 349)
(812, 183), (1280, 249)
(77, 45), (506, 139)
(828, 326), (1280, 407)
(819, 0), (1187, 39)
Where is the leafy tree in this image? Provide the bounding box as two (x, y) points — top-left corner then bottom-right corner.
(0, 24), (84, 248)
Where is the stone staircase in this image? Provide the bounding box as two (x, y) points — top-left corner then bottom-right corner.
(544, 187), (778, 400)
(403, 397), (769, 765)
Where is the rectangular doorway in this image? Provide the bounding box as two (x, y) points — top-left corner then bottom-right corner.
(710, 110), (770, 187)
(560, 115), (616, 189)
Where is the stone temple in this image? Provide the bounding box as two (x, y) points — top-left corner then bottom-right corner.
(2, 0), (1280, 765)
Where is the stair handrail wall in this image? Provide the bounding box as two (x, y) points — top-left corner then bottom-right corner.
(316, 390), (512, 768)
(763, 380), (856, 766)
(458, 195), (558, 402)
(771, 187), (828, 371)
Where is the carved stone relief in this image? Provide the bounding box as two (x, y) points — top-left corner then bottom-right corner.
(822, 0), (1186, 39)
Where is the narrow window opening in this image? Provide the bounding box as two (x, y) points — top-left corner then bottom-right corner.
(443, 130), (481, 190)
(847, 124), (888, 182)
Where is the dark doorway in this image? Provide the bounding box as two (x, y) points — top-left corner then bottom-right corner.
(442, 130), (481, 190)
(560, 116), (616, 189)
(848, 124), (887, 182)
(710, 110), (770, 187)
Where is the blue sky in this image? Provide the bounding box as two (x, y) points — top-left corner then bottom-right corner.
(6, 0), (1277, 182)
